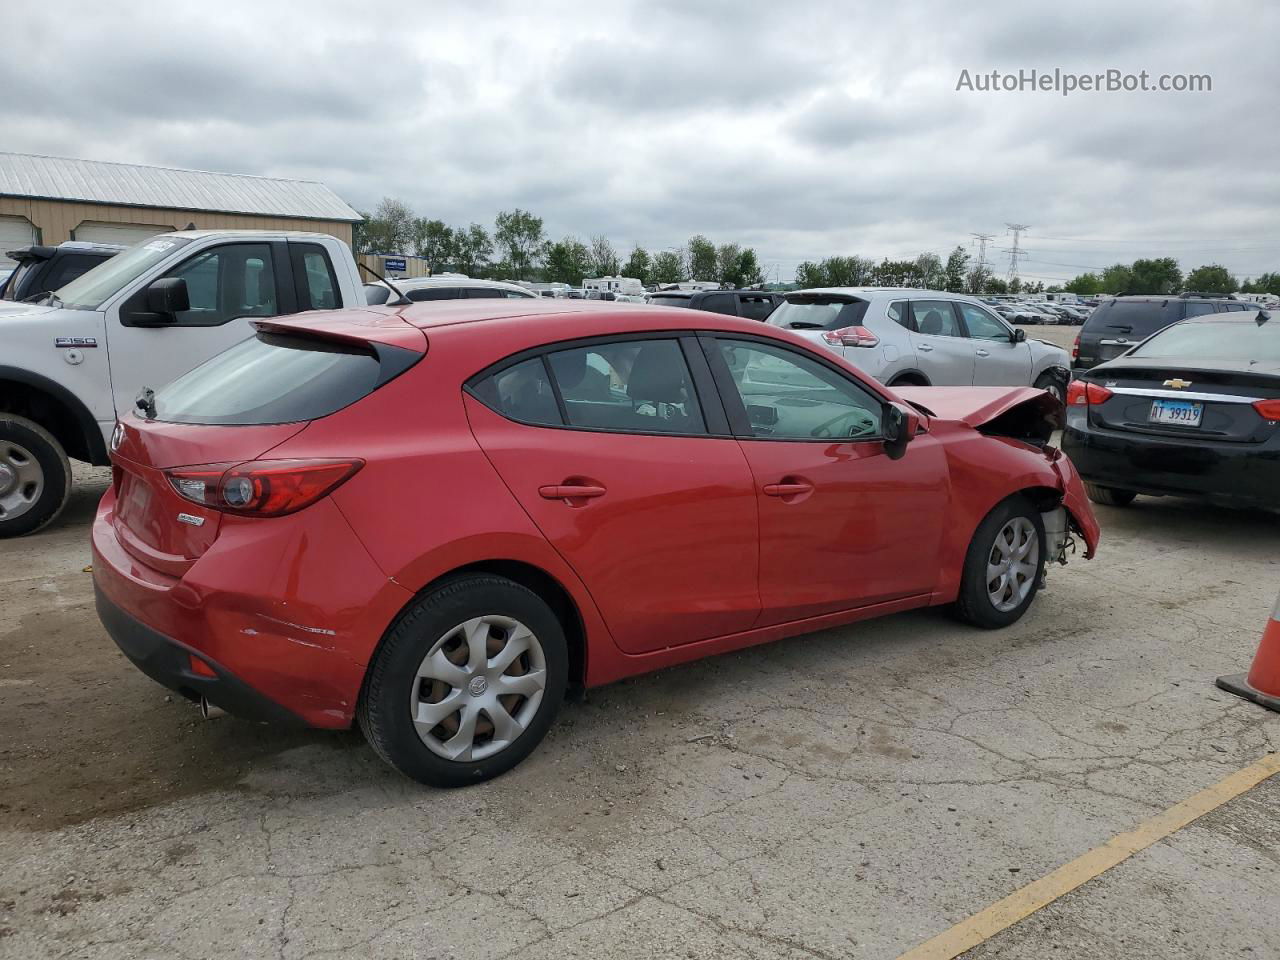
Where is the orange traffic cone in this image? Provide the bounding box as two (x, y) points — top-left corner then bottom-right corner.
(1217, 590), (1280, 712)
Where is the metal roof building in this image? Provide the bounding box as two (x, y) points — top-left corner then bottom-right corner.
(0, 152), (362, 265)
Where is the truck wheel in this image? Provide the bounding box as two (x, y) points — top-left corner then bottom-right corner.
(0, 414), (72, 538)
(1085, 483), (1137, 507)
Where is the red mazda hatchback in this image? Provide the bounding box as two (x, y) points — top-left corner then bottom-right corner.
(93, 300), (1099, 786)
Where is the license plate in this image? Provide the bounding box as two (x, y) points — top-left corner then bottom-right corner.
(1149, 398), (1203, 427)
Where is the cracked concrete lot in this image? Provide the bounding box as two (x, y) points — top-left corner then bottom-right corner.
(2, 462), (1278, 959)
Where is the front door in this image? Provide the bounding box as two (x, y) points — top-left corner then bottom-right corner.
(465, 336), (761, 654)
(955, 302), (1033, 386)
(106, 240), (293, 415)
(704, 336), (947, 626)
(908, 299), (974, 385)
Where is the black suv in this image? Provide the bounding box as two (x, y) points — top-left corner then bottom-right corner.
(647, 288), (782, 320)
(1073, 293), (1256, 370)
(0, 241), (124, 304)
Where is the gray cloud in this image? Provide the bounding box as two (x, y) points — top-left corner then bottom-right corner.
(0, 0), (1276, 284)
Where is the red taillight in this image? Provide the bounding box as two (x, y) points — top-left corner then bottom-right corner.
(167, 459), (363, 517)
(1253, 398), (1280, 421)
(821, 325), (879, 347)
(1071, 334), (1080, 360)
(1066, 380), (1112, 406)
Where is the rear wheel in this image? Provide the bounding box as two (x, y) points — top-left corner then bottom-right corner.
(358, 574), (568, 787)
(0, 414), (71, 539)
(954, 496), (1045, 629)
(1085, 483), (1137, 507)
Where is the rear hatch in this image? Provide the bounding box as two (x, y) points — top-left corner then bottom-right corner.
(1076, 299), (1182, 369)
(109, 316), (424, 574)
(767, 294), (871, 353)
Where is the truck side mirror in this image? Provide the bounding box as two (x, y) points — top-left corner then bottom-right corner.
(883, 402), (920, 460)
(144, 277), (190, 319)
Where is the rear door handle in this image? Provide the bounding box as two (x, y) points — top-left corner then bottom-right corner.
(763, 481), (813, 497)
(539, 483), (607, 501)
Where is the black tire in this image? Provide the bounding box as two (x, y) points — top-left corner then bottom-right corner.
(1085, 482), (1137, 507)
(1033, 371), (1066, 405)
(888, 373), (928, 388)
(0, 414), (72, 539)
(953, 496), (1046, 629)
(358, 574), (568, 788)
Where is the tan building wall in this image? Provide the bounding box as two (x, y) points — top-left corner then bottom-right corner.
(0, 196), (354, 247)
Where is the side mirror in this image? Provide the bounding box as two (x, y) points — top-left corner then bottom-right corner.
(144, 277), (190, 319)
(883, 402), (920, 460)
(1012, 327), (1027, 343)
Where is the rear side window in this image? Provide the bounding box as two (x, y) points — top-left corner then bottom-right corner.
(1086, 300), (1181, 337)
(471, 357), (562, 425)
(549, 340), (706, 434)
(738, 295), (777, 320)
(152, 332), (405, 425)
(698, 293), (738, 316)
(649, 295), (694, 308)
(293, 245), (340, 310)
(1185, 301), (1217, 316)
(768, 297), (869, 331)
(407, 287), (464, 301)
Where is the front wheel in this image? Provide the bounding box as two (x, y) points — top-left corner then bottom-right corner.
(1033, 371), (1066, 405)
(0, 414), (71, 539)
(358, 574), (568, 787)
(954, 497), (1045, 629)
(1085, 483), (1137, 507)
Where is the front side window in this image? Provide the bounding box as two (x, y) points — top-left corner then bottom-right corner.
(909, 300), (962, 337)
(714, 339), (881, 440)
(164, 243), (278, 326)
(957, 302), (1012, 341)
(548, 339), (706, 434)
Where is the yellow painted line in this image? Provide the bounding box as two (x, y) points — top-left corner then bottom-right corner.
(897, 752), (1280, 960)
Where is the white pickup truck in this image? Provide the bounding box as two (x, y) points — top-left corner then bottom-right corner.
(0, 230), (369, 537)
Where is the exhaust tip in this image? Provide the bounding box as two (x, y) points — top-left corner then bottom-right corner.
(199, 697), (226, 720)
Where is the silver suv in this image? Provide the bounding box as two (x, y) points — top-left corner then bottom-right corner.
(768, 288), (1070, 401)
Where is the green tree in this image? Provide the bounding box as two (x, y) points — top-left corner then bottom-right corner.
(1101, 263), (1134, 294)
(412, 219), (454, 273)
(1184, 263), (1238, 294)
(943, 246), (970, 293)
(358, 197), (415, 254)
(1249, 272), (1280, 296)
(494, 208), (545, 278)
(544, 236), (592, 285)
(870, 258), (919, 287)
(715, 243), (742, 285)
(451, 223), (494, 276)
(623, 247), (651, 283)
(1128, 257), (1182, 295)
(913, 252), (945, 289)
(1065, 272), (1104, 295)
(984, 277), (1009, 294)
(651, 250), (684, 285)
(590, 235), (619, 277)
(734, 248), (765, 287)
(686, 235), (718, 281)
(795, 255), (875, 287)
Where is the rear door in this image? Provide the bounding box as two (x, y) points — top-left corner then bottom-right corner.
(956, 301), (1033, 386)
(465, 335), (760, 654)
(908, 299), (974, 385)
(703, 334), (946, 624)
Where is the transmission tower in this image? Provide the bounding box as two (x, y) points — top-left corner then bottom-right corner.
(1004, 223), (1030, 285)
(970, 232), (994, 274)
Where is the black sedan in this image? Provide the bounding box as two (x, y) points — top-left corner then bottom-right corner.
(1062, 310), (1280, 509)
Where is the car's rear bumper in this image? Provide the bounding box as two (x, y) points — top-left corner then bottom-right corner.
(96, 585), (306, 725)
(1062, 414), (1280, 507)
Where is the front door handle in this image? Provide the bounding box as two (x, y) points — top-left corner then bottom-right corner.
(976, 348), (990, 357)
(763, 480), (813, 497)
(917, 343), (933, 352)
(539, 483), (607, 501)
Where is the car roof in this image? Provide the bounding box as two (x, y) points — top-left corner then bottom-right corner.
(790, 287), (982, 300)
(393, 276), (532, 292)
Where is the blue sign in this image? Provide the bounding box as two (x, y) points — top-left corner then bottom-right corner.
(383, 257), (407, 272)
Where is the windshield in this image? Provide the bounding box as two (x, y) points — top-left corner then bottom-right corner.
(768, 297), (869, 331)
(1130, 317), (1279, 363)
(55, 236), (190, 310)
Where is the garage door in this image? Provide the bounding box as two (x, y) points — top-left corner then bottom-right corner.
(0, 215), (37, 267)
(72, 221), (173, 247)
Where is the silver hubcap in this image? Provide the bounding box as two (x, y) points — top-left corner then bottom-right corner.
(987, 517), (1039, 612)
(410, 615), (547, 762)
(0, 441), (44, 521)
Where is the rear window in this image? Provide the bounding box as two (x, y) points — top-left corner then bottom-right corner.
(768, 297), (870, 331)
(1085, 299), (1181, 338)
(152, 332), (394, 425)
(1131, 318), (1280, 363)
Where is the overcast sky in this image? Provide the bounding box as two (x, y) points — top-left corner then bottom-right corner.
(3, 0), (1277, 284)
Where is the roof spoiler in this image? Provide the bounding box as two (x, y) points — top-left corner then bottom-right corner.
(5, 244), (56, 263)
